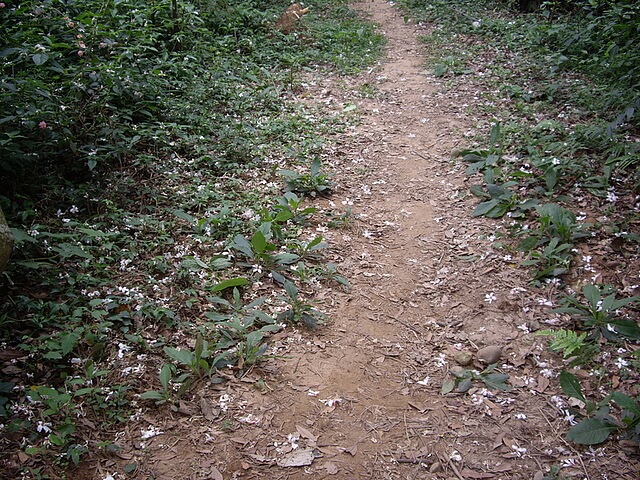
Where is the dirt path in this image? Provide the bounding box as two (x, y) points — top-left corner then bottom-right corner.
(108, 2), (638, 479)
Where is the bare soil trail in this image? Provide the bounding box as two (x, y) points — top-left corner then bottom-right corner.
(108, 1), (638, 479)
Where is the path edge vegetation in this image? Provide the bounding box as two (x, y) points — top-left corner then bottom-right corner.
(0, 1), (384, 477)
(398, 0), (640, 454)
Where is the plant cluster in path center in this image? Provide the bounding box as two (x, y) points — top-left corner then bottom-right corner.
(0, 0), (384, 476)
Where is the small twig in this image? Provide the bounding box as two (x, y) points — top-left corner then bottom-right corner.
(447, 457), (466, 480)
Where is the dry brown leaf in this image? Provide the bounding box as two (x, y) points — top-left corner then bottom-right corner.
(535, 375), (550, 393)
(276, 448), (315, 467)
(296, 425), (318, 442)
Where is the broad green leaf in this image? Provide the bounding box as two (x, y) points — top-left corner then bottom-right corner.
(0, 382), (15, 393)
(32, 53), (49, 65)
(308, 235), (324, 249)
(559, 370), (586, 403)
(159, 364), (173, 390)
(609, 392), (640, 415)
(465, 161), (486, 175)
(469, 184), (489, 198)
(482, 373), (512, 391)
(210, 256), (232, 270)
(517, 236), (538, 252)
(472, 199), (499, 217)
(210, 277), (250, 292)
(583, 284), (600, 309)
(60, 332), (80, 355)
(277, 169), (298, 178)
(274, 210), (293, 222)
(608, 319), (640, 340)
(164, 347), (194, 366)
(251, 230), (268, 254)
(140, 391), (166, 400)
(458, 379), (473, 392)
(172, 210), (195, 223)
(310, 157), (322, 177)
(489, 122), (501, 146)
(274, 253), (300, 264)
(245, 330), (264, 348)
(284, 280), (298, 300)
(433, 64), (447, 77)
(566, 418), (613, 445)
(232, 234), (254, 258)
(441, 379), (455, 395)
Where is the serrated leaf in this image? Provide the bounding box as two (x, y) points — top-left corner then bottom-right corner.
(559, 370), (586, 403)
(566, 418), (613, 445)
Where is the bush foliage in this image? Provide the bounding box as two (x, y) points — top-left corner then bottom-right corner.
(0, 0), (380, 194)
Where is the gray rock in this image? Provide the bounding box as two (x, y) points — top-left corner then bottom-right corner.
(454, 351), (473, 366)
(0, 207), (13, 273)
(477, 345), (502, 365)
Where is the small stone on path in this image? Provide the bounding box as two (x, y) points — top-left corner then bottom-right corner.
(454, 351), (473, 366)
(476, 346), (502, 364)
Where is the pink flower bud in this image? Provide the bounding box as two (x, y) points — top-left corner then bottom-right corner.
(39, 121), (47, 129)
(77, 50), (84, 57)
(0, 3), (6, 8)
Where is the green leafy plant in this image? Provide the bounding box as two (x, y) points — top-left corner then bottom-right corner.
(236, 330), (270, 370)
(278, 158), (333, 197)
(271, 192), (318, 225)
(552, 284), (640, 341)
(559, 370), (640, 445)
(441, 364), (511, 394)
(277, 280), (326, 329)
(140, 364), (182, 405)
(520, 236), (573, 281)
(205, 288), (280, 348)
(470, 182), (519, 218)
(231, 228), (300, 271)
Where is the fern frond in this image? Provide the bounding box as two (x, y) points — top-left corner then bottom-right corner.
(537, 329), (588, 357)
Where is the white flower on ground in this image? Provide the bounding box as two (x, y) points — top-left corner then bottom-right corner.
(484, 292), (497, 304)
(140, 425), (163, 440)
(37, 421), (52, 434)
(614, 357), (629, 369)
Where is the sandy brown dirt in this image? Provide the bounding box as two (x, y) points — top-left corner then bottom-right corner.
(100, 1), (638, 479)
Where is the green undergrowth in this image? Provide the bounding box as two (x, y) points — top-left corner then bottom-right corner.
(399, 0), (640, 453)
(0, 0), (383, 476)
